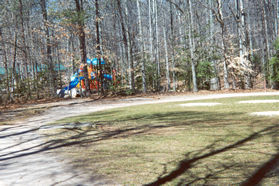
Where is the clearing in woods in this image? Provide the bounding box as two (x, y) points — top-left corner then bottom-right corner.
(1, 91), (279, 185)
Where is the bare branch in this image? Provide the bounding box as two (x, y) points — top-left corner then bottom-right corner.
(166, 0), (185, 15)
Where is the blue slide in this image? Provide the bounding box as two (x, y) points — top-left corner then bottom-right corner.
(64, 76), (84, 91)
(58, 73), (84, 97)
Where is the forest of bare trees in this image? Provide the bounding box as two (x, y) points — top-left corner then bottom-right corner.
(1, 0), (279, 103)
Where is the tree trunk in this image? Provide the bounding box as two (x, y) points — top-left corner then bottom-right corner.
(188, 0), (198, 92)
(148, 0), (154, 73)
(12, 31), (18, 96)
(241, 0), (252, 89)
(170, 1), (176, 91)
(124, 0), (135, 91)
(154, 0), (160, 91)
(209, 0), (220, 90)
(71, 34), (76, 74)
(28, 27), (38, 95)
(75, 0), (89, 95)
(247, 11), (254, 58)
(136, 0), (147, 93)
(116, 0), (134, 92)
(95, 0), (104, 95)
(57, 45), (62, 89)
(163, 16), (170, 91)
(98, 20), (104, 56)
(19, 0), (31, 99)
(216, 0), (230, 89)
(262, 0), (271, 88)
(0, 28), (10, 101)
(177, 10), (184, 46)
(119, 41), (125, 86)
(161, 0), (170, 91)
(40, 0), (56, 96)
(236, 0), (251, 89)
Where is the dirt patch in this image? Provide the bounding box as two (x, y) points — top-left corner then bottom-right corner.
(0, 97), (66, 111)
(0, 108), (47, 125)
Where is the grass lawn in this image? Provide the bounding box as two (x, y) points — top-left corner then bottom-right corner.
(43, 95), (279, 185)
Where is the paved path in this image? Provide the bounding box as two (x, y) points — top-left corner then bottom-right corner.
(0, 92), (279, 186)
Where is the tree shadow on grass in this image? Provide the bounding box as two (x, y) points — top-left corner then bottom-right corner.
(144, 124), (279, 185)
(0, 109), (278, 185)
(0, 110), (243, 161)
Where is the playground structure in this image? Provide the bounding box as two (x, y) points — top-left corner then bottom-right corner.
(58, 58), (116, 98)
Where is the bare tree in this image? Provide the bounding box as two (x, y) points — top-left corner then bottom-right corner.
(162, 5), (171, 91)
(216, 0), (230, 89)
(75, 0), (89, 94)
(154, 0), (160, 90)
(19, 0), (31, 98)
(0, 28), (10, 100)
(95, 0), (104, 95)
(124, 0), (135, 91)
(136, 0), (147, 93)
(40, 0), (56, 95)
(188, 0), (198, 92)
